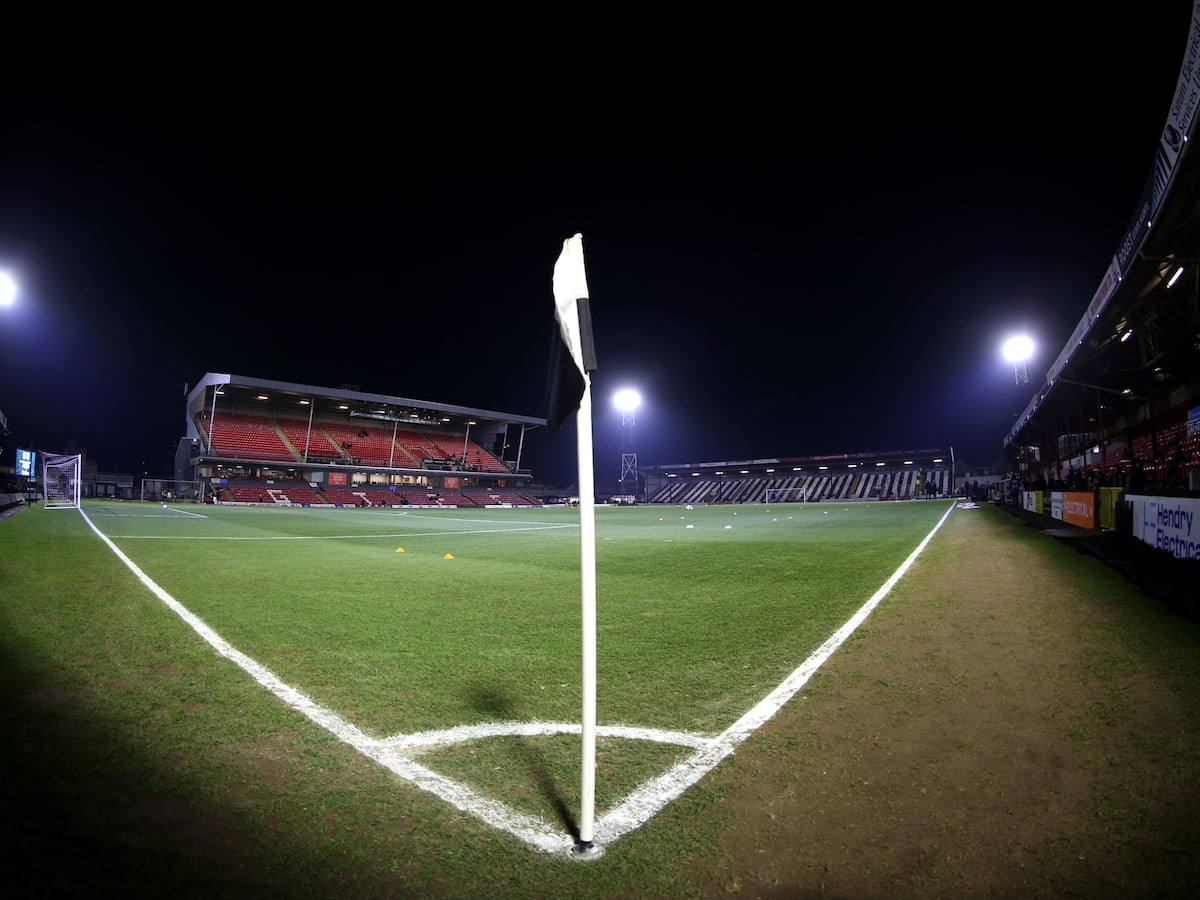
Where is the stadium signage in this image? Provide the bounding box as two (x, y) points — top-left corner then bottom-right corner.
(1127, 495), (1200, 560)
(1061, 492), (1095, 529)
(1160, 12), (1200, 188)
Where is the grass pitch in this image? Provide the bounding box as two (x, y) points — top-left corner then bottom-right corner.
(85, 500), (952, 740)
(0, 498), (952, 891)
(3, 498), (1198, 897)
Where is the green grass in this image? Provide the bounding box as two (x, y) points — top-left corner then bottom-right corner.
(0, 498), (949, 895)
(83, 500), (950, 738)
(2, 498), (1199, 897)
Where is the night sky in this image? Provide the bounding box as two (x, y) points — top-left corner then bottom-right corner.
(0, 7), (1194, 489)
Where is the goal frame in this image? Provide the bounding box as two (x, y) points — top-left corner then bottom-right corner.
(141, 478), (204, 504)
(763, 486), (805, 504)
(42, 452), (82, 510)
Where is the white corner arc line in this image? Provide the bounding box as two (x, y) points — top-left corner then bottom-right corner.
(593, 498), (957, 844)
(77, 509), (575, 854)
(77, 499), (955, 854)
(383, 721), (713, 753)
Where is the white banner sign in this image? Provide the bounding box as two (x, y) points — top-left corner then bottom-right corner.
(1128, 494), (1200, 559)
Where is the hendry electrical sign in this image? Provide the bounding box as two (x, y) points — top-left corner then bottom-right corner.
(1128, 495), (1200, 560)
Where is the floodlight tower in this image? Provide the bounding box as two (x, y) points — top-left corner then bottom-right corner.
(1002, 335), (1034, 385)
(0, 271), (16, 308)
(613, 389), (641, 501)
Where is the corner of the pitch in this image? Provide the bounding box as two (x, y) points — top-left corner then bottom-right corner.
(569, 840), (605, 861)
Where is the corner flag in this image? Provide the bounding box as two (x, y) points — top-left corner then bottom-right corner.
(546, 233), (603, 858)
(547, 233), (597, 432)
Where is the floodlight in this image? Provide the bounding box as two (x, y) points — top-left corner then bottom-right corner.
(0, 272), (15, 307)
(613, 389), (641, 412)
(1001, 335), (1034, 363)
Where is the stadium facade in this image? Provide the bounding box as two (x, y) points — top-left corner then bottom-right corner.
(641, 448), (960, 506)
(1003, 10), (1200, 499)
(177, 373), (547, 507)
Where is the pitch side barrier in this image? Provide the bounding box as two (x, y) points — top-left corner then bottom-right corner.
(1127, 494), (1200, 560)
(1021, 488), (1126, 530)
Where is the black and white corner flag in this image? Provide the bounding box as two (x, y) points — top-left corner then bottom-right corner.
(546, 233), (597, 432)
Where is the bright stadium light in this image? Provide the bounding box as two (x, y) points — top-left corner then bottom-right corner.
(1002, 335), (1034, 384)
(0, 271), (16, 307)
(1001, 335), (1034, 363)
(613, 388), (641, 413)
(614, 389), (641, 502)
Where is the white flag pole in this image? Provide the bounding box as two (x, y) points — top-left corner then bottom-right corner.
(573, 372), (601, 858)
(552, 232), (602, 859)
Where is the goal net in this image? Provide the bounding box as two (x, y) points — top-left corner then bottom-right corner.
(42, 453), (82, 510)
(763, 486), (805, 504)
(141, 478), (203, 503)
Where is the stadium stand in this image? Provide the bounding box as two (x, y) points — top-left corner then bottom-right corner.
(463, 491), (539, 507)
(274, 416), (346, 463)
(201, 412), (298, 462)
(644, 454), (956, 506)
(320, 422), (416, 468)
(393, 430), (448, 466)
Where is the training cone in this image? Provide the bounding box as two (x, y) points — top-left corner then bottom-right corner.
(395, 547), (405, 553)
(443, 553), (454, 560)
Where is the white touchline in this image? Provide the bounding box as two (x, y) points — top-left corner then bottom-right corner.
(390, 513), (573, 527)
(79, 508), (577, 853)
(593, 498), (958, 844)
(78, 499), (955, 854)
(112, 524), (577, 541)
(112, 525), (576, 540)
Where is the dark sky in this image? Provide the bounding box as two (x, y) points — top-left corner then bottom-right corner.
(0, 7), (1194, 488)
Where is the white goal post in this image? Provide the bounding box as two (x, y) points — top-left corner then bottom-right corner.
(42, 452), (82, 510)
(763, 486), (805, 504)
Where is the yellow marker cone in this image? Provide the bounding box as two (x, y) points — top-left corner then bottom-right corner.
(443, 553), (454, 560)
(395, 547), (405, 553)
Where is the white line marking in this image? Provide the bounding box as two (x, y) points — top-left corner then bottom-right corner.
(78, 508), (575, 853)
(390, 513), (571, 527)
(89, 507), (208, 519)
(79, 499), (955, 854)
(593, 498), (958, 844)
(111, 524), (577, 541)
(383, 721), (712, 753)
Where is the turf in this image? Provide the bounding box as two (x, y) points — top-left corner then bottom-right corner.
(3, 498), (1197, 897)
(84, 500), (951, 738)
